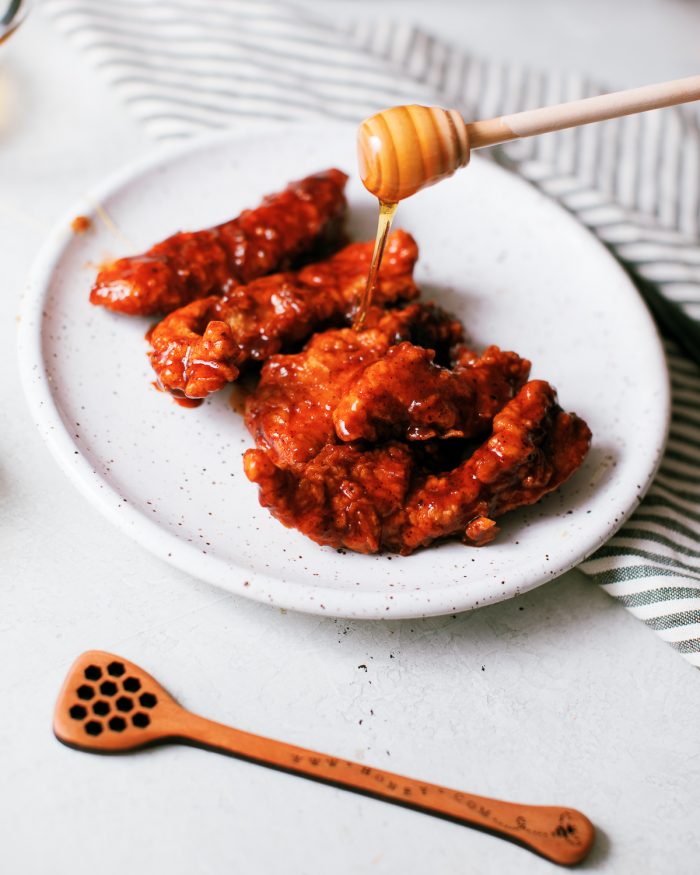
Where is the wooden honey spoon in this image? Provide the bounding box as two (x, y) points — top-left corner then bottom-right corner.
(357, 75), (700, 203)
(54, 650), (595, 866)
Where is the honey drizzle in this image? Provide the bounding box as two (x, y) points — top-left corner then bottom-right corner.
(353, 200), (398, 330)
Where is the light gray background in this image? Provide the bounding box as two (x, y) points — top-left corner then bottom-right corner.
(2, 2), (700, 873)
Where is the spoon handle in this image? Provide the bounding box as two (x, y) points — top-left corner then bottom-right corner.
(467, 73), (700, 149)
(178, 712), (594, 866)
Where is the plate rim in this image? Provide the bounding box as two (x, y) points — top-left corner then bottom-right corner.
(17, 123), (671, 619)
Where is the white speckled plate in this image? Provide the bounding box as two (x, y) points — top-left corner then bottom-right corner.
(18, 124), (669, 619)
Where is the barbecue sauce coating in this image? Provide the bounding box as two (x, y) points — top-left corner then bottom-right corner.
(90, 169), (349, 316)
(385, 381), (592, 553)
(245, 304), (465, 472)
(333, 342), (531, 442)
(244, 378), (591, 555)
(242, 298), (591, 557)
(148, 230), (420, 399)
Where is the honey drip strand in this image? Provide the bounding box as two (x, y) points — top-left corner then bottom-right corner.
(353, 200), (398, 329)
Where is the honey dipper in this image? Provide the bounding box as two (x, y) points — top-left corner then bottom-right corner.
(358, 75), (700, 202)
(55, 651), (595, 866)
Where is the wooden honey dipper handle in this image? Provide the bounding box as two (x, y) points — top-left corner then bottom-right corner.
(174, 711), (595, 866)
(358, 74), (700, 203)
(467, 73), (700, 149)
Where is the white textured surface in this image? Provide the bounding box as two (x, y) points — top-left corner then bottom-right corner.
(2, 3), (700, 874)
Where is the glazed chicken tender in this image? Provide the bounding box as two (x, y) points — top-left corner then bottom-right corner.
(244, 303), (465, 472)
(242, 293), (588, 555)
(91, 169), (349, 316)
(333, 343), (531, 442)
(148, 231), (420, 399)
(244, 380), (591, 555)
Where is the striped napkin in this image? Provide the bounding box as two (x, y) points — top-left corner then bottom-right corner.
(45, 0), (700, 665)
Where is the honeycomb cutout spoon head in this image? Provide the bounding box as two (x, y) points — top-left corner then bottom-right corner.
(54, 650), (180, 753)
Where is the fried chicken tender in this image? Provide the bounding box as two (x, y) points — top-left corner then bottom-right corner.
(149, 230), (420, 399)
(244, 442), (415, 554)
(243, 380), (591, 555)
(245, 303), (464, 472)
(385, 380), (592, 553)
(333, 343), (530, 442)
(90, 169), (348, 316)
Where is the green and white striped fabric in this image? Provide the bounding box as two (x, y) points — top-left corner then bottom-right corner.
(46, 0), (700, 665)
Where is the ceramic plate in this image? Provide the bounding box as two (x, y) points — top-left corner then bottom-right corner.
(18, 124), (669, 619)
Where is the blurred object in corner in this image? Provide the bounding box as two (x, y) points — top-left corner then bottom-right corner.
(1, 0), (30, 45)
(0, 0), (28, 134)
